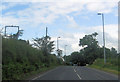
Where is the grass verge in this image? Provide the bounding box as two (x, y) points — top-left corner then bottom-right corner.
(87, 58), (119, 75)
(21, 65), (62, 80)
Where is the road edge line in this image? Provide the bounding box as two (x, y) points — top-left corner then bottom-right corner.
(31, 66), (61, 80)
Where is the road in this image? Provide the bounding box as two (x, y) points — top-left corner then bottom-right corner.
(31, 66), (118, 80)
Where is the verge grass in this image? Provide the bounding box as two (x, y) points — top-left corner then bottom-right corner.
(88, 58), (119, 75)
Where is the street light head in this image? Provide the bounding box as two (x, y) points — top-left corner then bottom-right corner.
(58, 37), (60, 38)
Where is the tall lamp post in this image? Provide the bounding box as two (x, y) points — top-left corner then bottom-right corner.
(64, 45), (67, 61)
(57, 37), (60, 56)
(98, 13), (106, 64)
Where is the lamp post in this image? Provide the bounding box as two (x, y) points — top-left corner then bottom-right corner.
(57, 37), (60, 50)
(98, 13), (106, 64)
(57, 37), (60, 56)
(64, 45), (67, 62)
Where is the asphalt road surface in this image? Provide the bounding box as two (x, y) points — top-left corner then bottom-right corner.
(31, 66), (118, 80)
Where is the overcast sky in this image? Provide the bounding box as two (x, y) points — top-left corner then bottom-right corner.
(0, 0), (119, 56)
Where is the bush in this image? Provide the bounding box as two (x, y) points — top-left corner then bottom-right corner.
(2, 38), (61, 80)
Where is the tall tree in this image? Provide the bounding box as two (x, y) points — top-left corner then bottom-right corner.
(79, 32), (99, 64)
(33, 36), (55, 56)
(79, 32), (98, 47)
(70, 51), (85, 65)
(111, 47), (117, 57)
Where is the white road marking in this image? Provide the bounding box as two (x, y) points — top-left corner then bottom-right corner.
(74, 69), (76, 72)
(73, 67), (82, 80)
(32, 66), (60, 80)
(76, 73), (82, 80)
(32, 76), (41, 80)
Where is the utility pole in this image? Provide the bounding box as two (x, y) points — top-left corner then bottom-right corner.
(57, 37), (60, 56)
(45, 27), (48, 55)
(119, 2), (120, 53)
(57, 37), (60, 50)
(46, 27), (47, 37)
(64, 45), (67, 56)
(98, 13), (106, 64)
(0, 28), (1, 82)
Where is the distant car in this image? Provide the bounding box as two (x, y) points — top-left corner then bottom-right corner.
(76, 62), (86, 66)
(73, 64), (77, 66)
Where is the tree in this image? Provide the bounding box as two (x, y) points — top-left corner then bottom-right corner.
(33, 36), (55, 56)
(57, 49), (63, 57)
(70, 52), (85, 65)
(2, 37), (61, 80)
(79, 32), (98, 47)
(79, 32), (99, 64)
(111, 47), (117, 57)
(10, 30), (24, 39)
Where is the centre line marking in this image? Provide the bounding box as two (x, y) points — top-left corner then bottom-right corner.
(76, 73), (82, 80)
(73, 67), (82, 80)
(74, 69), (76, 72)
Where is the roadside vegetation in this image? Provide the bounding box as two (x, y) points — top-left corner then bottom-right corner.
(64, 32), (119, 74)
(2, 32), (63, 80)
(88, 58), (119, 75)
(2, 30), (119, 80)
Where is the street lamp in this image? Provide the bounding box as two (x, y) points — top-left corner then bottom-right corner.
(64, 45), (67, 61)
(57, 37), (60, 56)
(64, 45), (67, 56)
(98, 13), (106, 64)
(57, 37), (60, 50)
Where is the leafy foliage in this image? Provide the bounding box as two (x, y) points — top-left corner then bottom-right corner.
(65, 32), (118, 66)
(33, 36), (55, 56)
(9, 30), (24, 39)
(89, 58), (119, 74)
(79, 32), (99, 64)
(79, 32), (98, 47)
(2, 37), (62, 80)
(70, 52), (85, 65)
